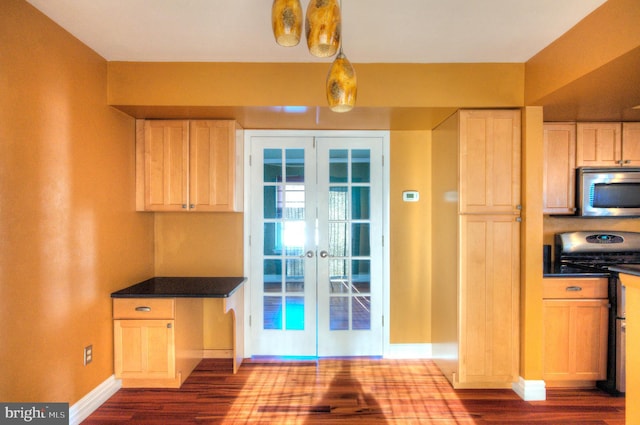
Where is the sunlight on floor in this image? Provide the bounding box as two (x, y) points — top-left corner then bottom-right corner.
(222, 358), (474, 424)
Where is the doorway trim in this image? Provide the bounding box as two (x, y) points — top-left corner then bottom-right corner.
(242, 129), (390, 357)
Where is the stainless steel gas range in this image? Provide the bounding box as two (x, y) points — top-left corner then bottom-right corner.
(555, 231), (640, 395)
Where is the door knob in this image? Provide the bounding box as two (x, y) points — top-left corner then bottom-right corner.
(319, 250), (330, 258)
(301, 250), (314, 258)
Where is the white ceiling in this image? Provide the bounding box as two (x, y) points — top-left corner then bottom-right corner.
(26, 0), (607, 63)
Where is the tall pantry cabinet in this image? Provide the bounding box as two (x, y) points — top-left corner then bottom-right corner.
(432, 110), (521, 388)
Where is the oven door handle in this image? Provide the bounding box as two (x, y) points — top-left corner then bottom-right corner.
(565, 286), (583, 292)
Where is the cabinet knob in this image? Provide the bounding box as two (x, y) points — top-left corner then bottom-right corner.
(624, 160), (631, 164)
(189, 204), (195, 209)
(182, 204), (187, 209)
(167, 323), (172, 329)
(516, 217), (522, 222)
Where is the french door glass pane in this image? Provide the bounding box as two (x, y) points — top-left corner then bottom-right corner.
(284, 221), (305, 256)
(264, 296), (282, 330)
(351, 187), (370, 219)
(263, 259), (282, 293)
(285, 259), (304, 293)
(286, 296), (304, 330)
(263, 222), (282, 255)
(286, 149), (305, 181)
(264, 149), (282, 182)
(352, 260), (371, 293)
(328, 222), (348, 257)
(329, 150), (348, 183)
(351, 223), (370, 256)
(351, 150), (370, 183)
(330, 297), (349, 330)
(329, 187), (348, 220)
(284, 185), (305, 219)
(263, 186), (280, 218)
(329, 259), (349, 294)
(352, 296), (371, 330)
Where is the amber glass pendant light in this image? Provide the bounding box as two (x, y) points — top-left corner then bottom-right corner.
(272, 0), (303, 47)
(326, 46), (357, 112)
(305, 0), (341, 57)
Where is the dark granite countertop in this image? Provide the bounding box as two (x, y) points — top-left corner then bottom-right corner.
(543, 263), (609, 278)
(609, 264), (640, 277)
(111, 277), (246, 298)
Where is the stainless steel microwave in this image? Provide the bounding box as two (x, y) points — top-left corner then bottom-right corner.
(577, 167), (640, 217)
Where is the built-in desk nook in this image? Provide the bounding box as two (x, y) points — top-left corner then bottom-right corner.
(111, 277), (245, 388)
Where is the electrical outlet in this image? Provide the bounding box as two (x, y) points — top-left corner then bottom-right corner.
(83, 345), (93, 366)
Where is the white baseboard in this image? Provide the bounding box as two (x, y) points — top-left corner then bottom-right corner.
(69, 375), (121, 425)
(512, 376), (546, 401)
(384, 343), (432, 359)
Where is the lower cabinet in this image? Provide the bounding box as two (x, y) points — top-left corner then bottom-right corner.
(542, 278), (608, 386)
(114, 319), (176, 381)
(113, 298), (203, 388)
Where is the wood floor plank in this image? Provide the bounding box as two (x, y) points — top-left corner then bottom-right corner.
(83, 358), (625, 424)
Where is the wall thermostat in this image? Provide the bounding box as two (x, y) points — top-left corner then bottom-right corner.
(402, 191), (419, 202)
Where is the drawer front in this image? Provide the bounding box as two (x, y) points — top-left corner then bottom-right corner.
(113, 298), (175, 319)
(542, 278), (608, 299)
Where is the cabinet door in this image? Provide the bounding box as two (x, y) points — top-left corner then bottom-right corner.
(543, 299), (608, 383)
(143, 120), (189, 211)
(459, 214), (520, 386)
(622, 122), (640, 166)
(459, 110), (521, 214)
(189, 121), (238, 211)
(543, 123), (576, 214)
(114, 319), (176, 380)
(576, 123), (622, 167)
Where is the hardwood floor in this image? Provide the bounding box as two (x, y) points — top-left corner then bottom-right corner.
(83, 358), (625, 424)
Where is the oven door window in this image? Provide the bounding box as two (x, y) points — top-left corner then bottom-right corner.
(592, 182), (640, 208)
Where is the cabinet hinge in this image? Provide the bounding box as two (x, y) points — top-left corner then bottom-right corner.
(382, 315), (384, 327)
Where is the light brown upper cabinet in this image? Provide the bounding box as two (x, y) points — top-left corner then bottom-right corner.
(622, 122), (640, 166)
(576, 123), (622, 167)
(459, 110), (521, 214)
(136, 120), (243, 212)
(543, 123), (576, 215)
(575, 122), (640, 167)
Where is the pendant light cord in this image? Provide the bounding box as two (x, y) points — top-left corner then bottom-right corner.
(339, 0), (344, 55)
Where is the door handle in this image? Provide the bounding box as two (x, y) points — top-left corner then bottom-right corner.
(319, 250), (330, 258)
(301, 250), (314, 258)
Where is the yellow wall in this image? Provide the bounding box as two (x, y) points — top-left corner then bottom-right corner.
(108, 62), (524, 109)
(525, 0), (640, 105)
(0, 0), (154, 403)
(520, 107), (545, 380)
(389, 131), (433, 343)
(153, 213), (244, 349)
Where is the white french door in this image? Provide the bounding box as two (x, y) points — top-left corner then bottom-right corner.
(248, 132), (385, 357)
